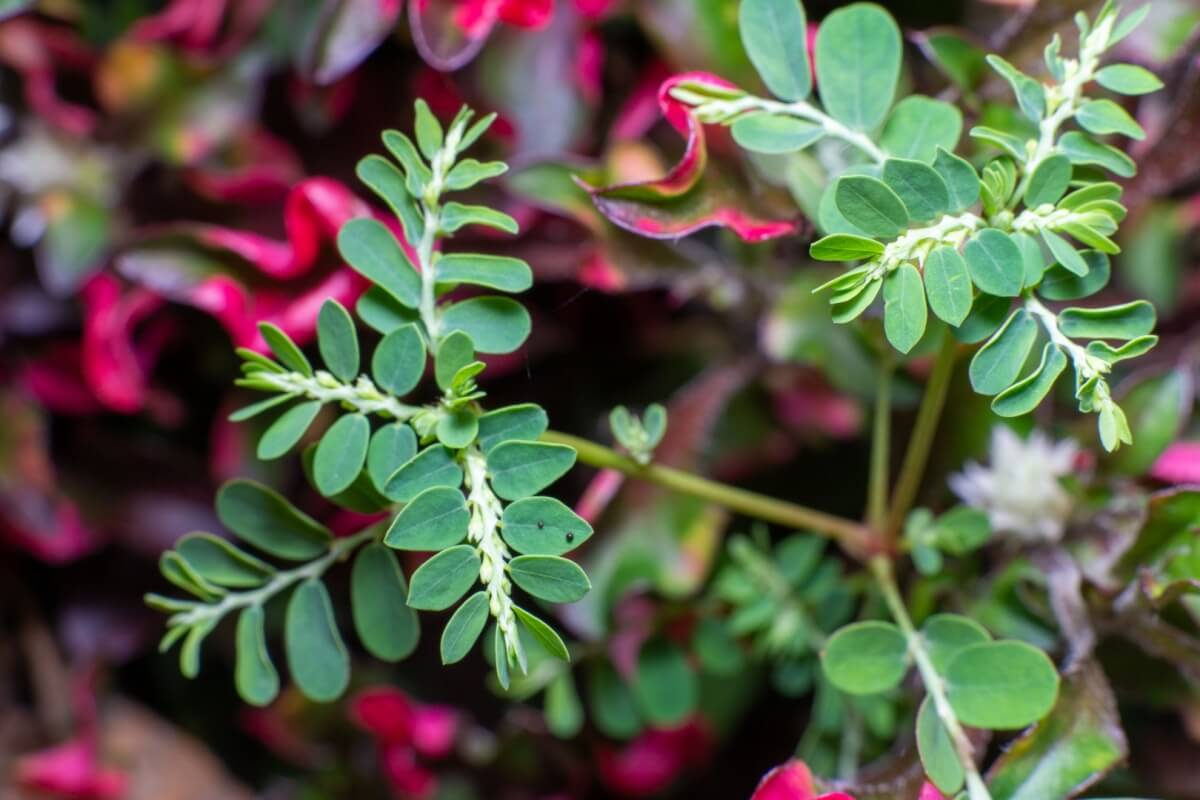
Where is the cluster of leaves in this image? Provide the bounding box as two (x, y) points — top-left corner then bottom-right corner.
(148, 103), (594, 700)
(679, 0), (1161, 451)
(609, 403), (668, 465)
(823, 614), (1060, 795)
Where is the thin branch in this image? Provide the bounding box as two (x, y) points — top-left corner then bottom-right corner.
(887, 329), (959, 537)
(542, 430), (880, 558)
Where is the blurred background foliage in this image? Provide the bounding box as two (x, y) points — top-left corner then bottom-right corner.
(1, 0), (1200, 798)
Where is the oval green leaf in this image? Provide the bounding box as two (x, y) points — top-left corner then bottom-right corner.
(385, 486), (470, 550)
(821, 620), (909, 695)
(313, 413), (370, 497)
(351, 542), (420, 662)
(501, 496), (593, 555)
(508, 555), (591, 603)
(406, 544), (480, 611)
(216, 479), (332, 560)
(285, 579), (350, 702)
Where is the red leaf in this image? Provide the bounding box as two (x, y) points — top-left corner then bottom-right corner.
(0, 19), (97, 135)
(412, 0), (555, 71)
(751, 759), (856, 800)
(351, 687), (417, 742)
(182, 129), (303, 203)
(586, 73), (799, 242)
(81, 273), (164, 413)
(14, 738), (127, 800)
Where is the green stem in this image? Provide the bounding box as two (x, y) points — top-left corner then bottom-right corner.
(867, 356), (893, 533)
(887, 329), (958, 537)
(872, 556), (992, 800)
(168, 528), (378, 629)
(542, 430), (878, 557)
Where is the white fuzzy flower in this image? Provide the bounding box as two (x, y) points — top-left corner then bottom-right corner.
(949, 426), (1079, 543)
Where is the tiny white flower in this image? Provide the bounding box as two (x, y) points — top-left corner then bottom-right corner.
(949, 426), (1079, 543)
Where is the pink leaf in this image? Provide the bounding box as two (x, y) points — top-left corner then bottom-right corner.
(410, 705), (458, 759)
(297, 0), (403, 85)
(918, 783), (947, 800)
(15, 738), (127, 799)
(1150, 442), (1200, 485)
(380, 741), (437, 798)
(81, 273), (164, 413)
(0, 19), (97, 135)
(596, 719), (711, 797)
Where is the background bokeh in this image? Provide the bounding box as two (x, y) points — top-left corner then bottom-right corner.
(2, 0), (1199, 798)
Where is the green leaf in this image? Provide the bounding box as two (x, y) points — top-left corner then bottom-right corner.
(413, 99), (443, 159)
(1014, 232), (1049, 287)
(441, 296), (531, 354)
(992, 344), (1068, 417)
(954, 294), (1012, 344)
(986, 662), (1127, 800)
(921, 614), (991, 673)
(882, 263), (927, 354)
(730, 112), (824, 154)
(810, 234), (884, 262)
(814, 3), (901, 131)
(964, 229), (1024, 297)
(501, 496), (592, 555)
(589, 662), (642, 739)
(440, 202), (519, 235)
(313, 413), (370, 496)
(229, 394), (294, 423)
(176, 533), (274, 588)
(821, 620), (909, 695)
(739, 0), (811, 101)
(944, 641), (1059, 729)
(969, 126), (1028, 161)
(337, 218), (421, 308)
(917, 696), (964, 794)
(384, 445), (464, 502)
(1038, 251), (1109, 300)
(476, 404), (548, 454)
(179, 619), (216, 678)
(441, 591), (489, 664)
(514, 606), (569, 660)
(437, 408), (479, 449)
(545, 671), (584, 738)
(445, 159), (509, 192)
(258, 323), (311, 377)
(1086, 335), (1157, 365)
(931, 506), (991, 554)
(508, 555), (591, 603)
(1058, 132), (1136, 178)
(317, 299), (359, 382)
(435, 253), (532, 293)
(986, 55), (1046, 120)
(882, 159), (950, 221)
(357, 286), (420, 334)
(969, 309), (1038, 395)
(216, 480), (332, 560)
(352, 542), (420, 661)
(634, 638), (698, 726)
(1024, 154), (1072, 207)
(493, 625), (511, 689)
(458, 112), (497, 153)
(1095, 63), (1162, 95)
(880, 96), (963, 163)
(933, 147), (981, 212)
(367, 423), (417, 493)
(372, 323), (426, 396)
(435, 331), (474, 392)
(1058, 300), (1155, 340)
(382, 130), (430, 196)
(487, 441), (576, 501)
(385, 486), (470, 550)
(356, 155), (422, 244)
(1041, 229), (1090, 277)
(257, 401), (321, 460)
(286, 579), (349, 702)
(407, 544), (481, 611)
(924, 246), (973, 326)
(160, 552), (224, 601)
(835, 176), (909, 239)
(1098, 402), (1133, 452)
(1076, 99), (1145, 140)
(235, 606), (279, 707)
(830, 277), (882, 324)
